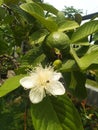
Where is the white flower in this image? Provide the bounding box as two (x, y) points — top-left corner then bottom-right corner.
(20, 65), (65, 104)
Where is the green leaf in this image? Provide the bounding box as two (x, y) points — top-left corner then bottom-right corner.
(31, 97), (62, 130)
(80, 49), (98, 70)
(86, 79), (98, 90)
(60, 59), (79, 72)
(64, 71), (87, 100)
(71, 20), (98, 43)
(20, 3), (58, 32)
(3, 0), (19, 5)
(58, 20), (79, 32)
(21, 2), (44, 17)
(11, 5), (35, 24)
(69, 71), (87, 99)
(0, 39), (9, 55)
(56, 11), (66, 24)
(21, 45), (46, 66)
(93, 32), (98, 41)
(31, 95), (84, 130)
(33, 54), (46, 66)
(0, 75), (25, 97)
(75, 14), (82, 25)
(51, 95), (84, 130)
(29, 29), (48, 45)
(70, 46), (98, 70)
(38, 3), (58, 15)
(62, 72), (72, 89)
(0, 0), (3, 5)
(0, 7), (6, 20)
(70, 44), (98, 70)
(86, 45), (98, 53)
(3, 15), (14, 24)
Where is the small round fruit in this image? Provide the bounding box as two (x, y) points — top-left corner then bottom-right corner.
(53, 59), (62, 69)
(46, 31), (70, 51)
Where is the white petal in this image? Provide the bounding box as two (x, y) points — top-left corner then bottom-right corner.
(20, 76), (35, 89)
(46, 81), (65, 96)
(52, 72), (62, 81)
(29, 87), (45, 104)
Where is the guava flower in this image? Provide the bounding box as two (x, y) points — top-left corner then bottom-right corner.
(20, 65), (65, 104)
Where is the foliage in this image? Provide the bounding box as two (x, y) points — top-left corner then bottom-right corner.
(62, 6), (83, 19)
(79, 101), (98, 130)
(0, 88), (33, 130)
(0, 0), (98, 130)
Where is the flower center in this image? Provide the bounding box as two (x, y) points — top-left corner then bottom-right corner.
(36, 69), (52, 87)
(46, 80), (50, 83)
(39, 79), (50, 87)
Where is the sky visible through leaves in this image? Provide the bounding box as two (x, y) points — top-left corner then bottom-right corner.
(44, 0), (98, 15)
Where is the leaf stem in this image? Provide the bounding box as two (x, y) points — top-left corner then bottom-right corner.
(70, 46), (81, 69)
